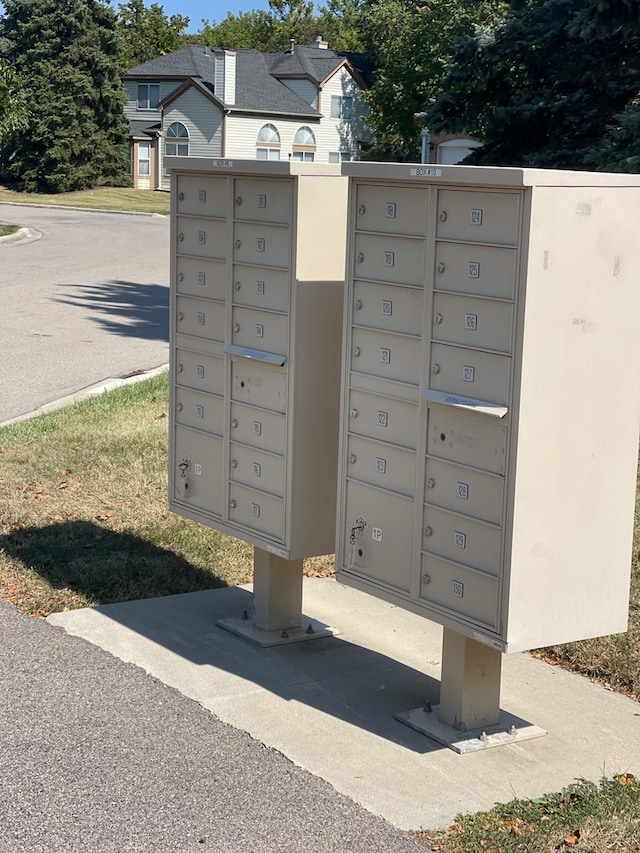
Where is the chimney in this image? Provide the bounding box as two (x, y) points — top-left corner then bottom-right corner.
(214, 49), (236, 105)
(313, 34), (328, 49)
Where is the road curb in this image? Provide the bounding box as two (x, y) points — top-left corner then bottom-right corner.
(0, 364), (169, 428)
(0, 225), (43, 246)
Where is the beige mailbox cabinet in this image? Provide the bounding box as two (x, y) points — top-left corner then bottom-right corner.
(169, 160), (347, 562)
(337, 163), (640, 655)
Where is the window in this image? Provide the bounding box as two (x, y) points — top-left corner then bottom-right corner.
(330, 95), (353, 120)
(256, 124), (281, 160)
(137, 83), (160, 110)
(292, 126), (316, 162)
(329, 151), (352, 164)
(138, 142), (150, 176)
(165, 122), (189, 157)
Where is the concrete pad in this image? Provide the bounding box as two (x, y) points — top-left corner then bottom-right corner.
(48, 578), (640, 831)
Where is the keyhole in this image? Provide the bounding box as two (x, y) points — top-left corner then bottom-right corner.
(357, 549), (363, 557)
(440, 432), (446, 441)
(240, 381), (245, 388)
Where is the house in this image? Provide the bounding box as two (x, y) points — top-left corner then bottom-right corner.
(123, 39), (373, 190)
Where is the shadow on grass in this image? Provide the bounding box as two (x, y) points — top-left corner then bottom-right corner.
(1, 519), (225, 607)
(52, 279), (168, 342)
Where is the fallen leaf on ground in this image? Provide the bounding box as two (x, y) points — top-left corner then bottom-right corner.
(57, 481), (70, 490)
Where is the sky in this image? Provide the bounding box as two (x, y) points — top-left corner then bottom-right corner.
(0, 2), (273, 34)
(161, 0), (271, 31)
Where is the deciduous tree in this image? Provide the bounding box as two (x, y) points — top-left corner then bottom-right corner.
(117, 0), (189, 69)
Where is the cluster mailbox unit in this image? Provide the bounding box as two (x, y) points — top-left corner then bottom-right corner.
(168, 159), (347, 640)
(336, 163), (640, 748)
(168, 157), (640, 750)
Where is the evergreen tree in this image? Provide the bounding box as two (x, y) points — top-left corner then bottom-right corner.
(426, 0), (640, 170)
(0, 0), (131, 192)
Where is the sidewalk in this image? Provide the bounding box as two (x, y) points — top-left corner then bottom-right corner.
(49, 577), (640, 830)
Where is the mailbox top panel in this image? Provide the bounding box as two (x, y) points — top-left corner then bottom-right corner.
(167, 157), (343, 178)
(341, 161), (640, 189)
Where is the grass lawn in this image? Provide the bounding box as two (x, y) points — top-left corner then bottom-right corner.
(0, 183), (170, 215)
(0, 373), (639, 846)
(0, 223), (20, 237)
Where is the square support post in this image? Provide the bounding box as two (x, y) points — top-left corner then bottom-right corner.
(252, 547), (303, 632)
(439, 628), (502, 730)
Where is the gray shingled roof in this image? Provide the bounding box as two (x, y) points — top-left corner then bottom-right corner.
(125, 43), (369, 116)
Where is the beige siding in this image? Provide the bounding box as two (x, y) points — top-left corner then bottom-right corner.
(224, 114), (323, 160)
(316, 68), (372, 161)
(159, 92), (223, 189)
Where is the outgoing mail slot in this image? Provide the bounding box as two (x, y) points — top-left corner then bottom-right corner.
(175, 296), (225, 342)
(420, 553), (499, 629)
(425, 457), (504, 526)
(429, 343), (511, 407)
(229, 403), (286, 454)
(233, 222), (290, 267)
(174, 426), (223, 516)
(176, 256), (226, 301)
(351, 327), (422, 386)
(355, 184), (427, 237)
(229, 443), (285, 497)
(175, 349), (224, 396)
(231, 360), (287, 413)
(229, 483), (284, 541)
(427, 404), (507, 475)
(347, 435), (416, 498)
(432, 292), (514, 353)
(436, 190), (520, 245)
(354, 233), (426, 287)
(232, 306), (289, 355)
(176, 175), (227, 217)
(177, 216), (227, 259)
(232, 265), (290, 313)
(352, 281), (423, 337)
(423, 505), (502, 576)
(434, 243), (517, 300)
(234, 178), (291, 224)
(342, 479), (413, 594)
(175, 387), (223, 435)
(348, 390), (418, 450)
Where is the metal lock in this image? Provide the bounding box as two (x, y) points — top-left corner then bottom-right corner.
(432, 363), (441, 375)
(352, 347), (361, 357)
(235, 239), (241, 248)
(231, 460), (238, 468)
(424, 526), (433, 537)
(434, 314), (443, 325)
(178, 192), (184, 201)
(438, 262), (446, 273)
(427, 478), (435, 489)
(230, 499), (238, 509)
(358, 204), (366, 215)
(348, 454), (357, 464)
(354, 299), (363, 310)
(350, 409), (358, 419)
(235, 196), (242, 206)
(439, 211), (448, 222)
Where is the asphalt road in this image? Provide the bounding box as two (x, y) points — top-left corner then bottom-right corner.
(0, 204), (170, 424)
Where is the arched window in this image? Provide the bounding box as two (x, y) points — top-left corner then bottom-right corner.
(256, 124), (281, 160)
(165, 122), (189, 157)
(292, 126), (316, 162)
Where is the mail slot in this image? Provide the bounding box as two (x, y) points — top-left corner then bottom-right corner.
(356, 184), (427, 237)
(229, 442), (285, 497)
(352, 280), (423, 336)
(343, 480), (413, 594)
(176, 175), (227, 217)
(425, 457), (504, 526)
(177, 216), (227, 259)
(231, 306), (288, 355)
(432, 292), (514, 353)
(434, 243), (517, 300)
(429, 343), (511, 407)
(231, 360), (287, 413)
(232, 265), (290, 313)
(234, 178), (291, 224)
(176, 256), (226, 301)
(173, 426), (223, 516)
(233, 222), (290, 267)
(423, 505), (502, 576)
(348, 390), (418, 449)
(353, 233), (426, 287)
(420, 553), (499, 629)
(175, 349), (224, 396)
(175, 387), (223, 435)
(351, 327), (422, 385)
(228, 483), (284, 540)
(229, 402), (286, 454)
(175, 296), (225, 342)
(426, 404), (507, 475)
(347, 435), (416, 497)
(436, 190), (520, 245)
